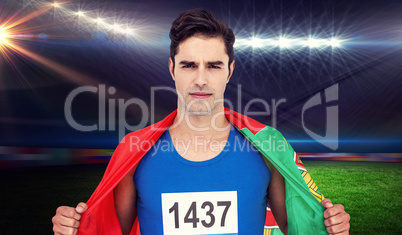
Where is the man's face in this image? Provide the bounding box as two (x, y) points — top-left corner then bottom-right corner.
(169, 36), (234, 116)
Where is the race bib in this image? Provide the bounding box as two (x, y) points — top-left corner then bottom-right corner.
(161, 191), (238, 235)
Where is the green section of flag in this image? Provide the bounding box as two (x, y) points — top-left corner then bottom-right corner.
(238, 126), (327, 234)
(268, 228), (285, 235)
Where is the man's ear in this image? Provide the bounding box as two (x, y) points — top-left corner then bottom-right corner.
(227, 60), (235, 83)
(169, 57), (175, 80)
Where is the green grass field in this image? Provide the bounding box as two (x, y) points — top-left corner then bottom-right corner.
(1, 161), (401, 234)
(306, 161), (402, 234)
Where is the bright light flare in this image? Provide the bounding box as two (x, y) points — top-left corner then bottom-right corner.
(275, 37), (292, 48)
(95, 18), (104, 24)
(248, 37), (266, 48)
(76, 11), (85, 17)
(328, 38), (342, 47)
(304, 38), (324, 48)
(123, 27), (135, 35)
(0, 27), (10, 45)
(44, 2), (141, 39)
(235, 36), (344, 49)
(52, 2), (61, 8)
(107, 23), (134, 35)
(111, 24), (122, 32)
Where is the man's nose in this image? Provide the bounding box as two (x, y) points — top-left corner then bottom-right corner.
(194, 67), (208, 87)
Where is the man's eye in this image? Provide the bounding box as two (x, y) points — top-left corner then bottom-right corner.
(210, 65), (221, 69)
(182, 64), (194, 68)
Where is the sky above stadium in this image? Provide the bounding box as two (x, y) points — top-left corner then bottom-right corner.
(0, 0), (401, 152)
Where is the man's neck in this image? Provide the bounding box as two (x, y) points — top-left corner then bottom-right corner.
(170, 106), (230, 140)
(168, 106), (232, 161)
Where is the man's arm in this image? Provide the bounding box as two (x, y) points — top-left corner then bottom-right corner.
(113, 168), (137, 235)
(268, 166), (350, 235)
(267, 166), (288, 234)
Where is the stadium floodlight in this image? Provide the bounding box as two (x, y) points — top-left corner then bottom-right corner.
(95, 18), (104, 24)
(275, 37), (292, 48)
(235, 36), (344, 49)
(52, 2), (60, 8)
(76, 11), (85, 17)
(249, 37), (265, 48)
(111, 24), (123, 32)
(109, 24), (131, 35)
(328, 38), (341, 47)
(233, 38), (250, 47)
(304, 37), (323, 48)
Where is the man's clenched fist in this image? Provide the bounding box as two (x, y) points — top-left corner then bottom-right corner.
(52, 202), (88, 235)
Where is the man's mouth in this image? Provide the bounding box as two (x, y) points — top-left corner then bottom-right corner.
(189, 92), (212, 99)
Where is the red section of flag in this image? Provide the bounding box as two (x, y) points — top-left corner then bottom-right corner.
(265, 208), (278, 226)
(294, 153), (306, 169)
(224, 108), (266, 135)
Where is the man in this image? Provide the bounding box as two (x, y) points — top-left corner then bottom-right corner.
(52, 9), (350, 235)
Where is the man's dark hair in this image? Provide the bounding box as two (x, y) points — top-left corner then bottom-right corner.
(169, 8), (235, 71)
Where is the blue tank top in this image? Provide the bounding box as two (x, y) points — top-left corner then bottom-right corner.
(134, 126), (271, 235)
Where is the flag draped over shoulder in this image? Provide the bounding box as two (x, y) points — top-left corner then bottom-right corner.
(77, 108), (327, 235)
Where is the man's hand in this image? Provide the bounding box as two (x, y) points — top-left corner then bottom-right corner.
(52, 202), (88, 235)
(322, 198), (350, 234)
